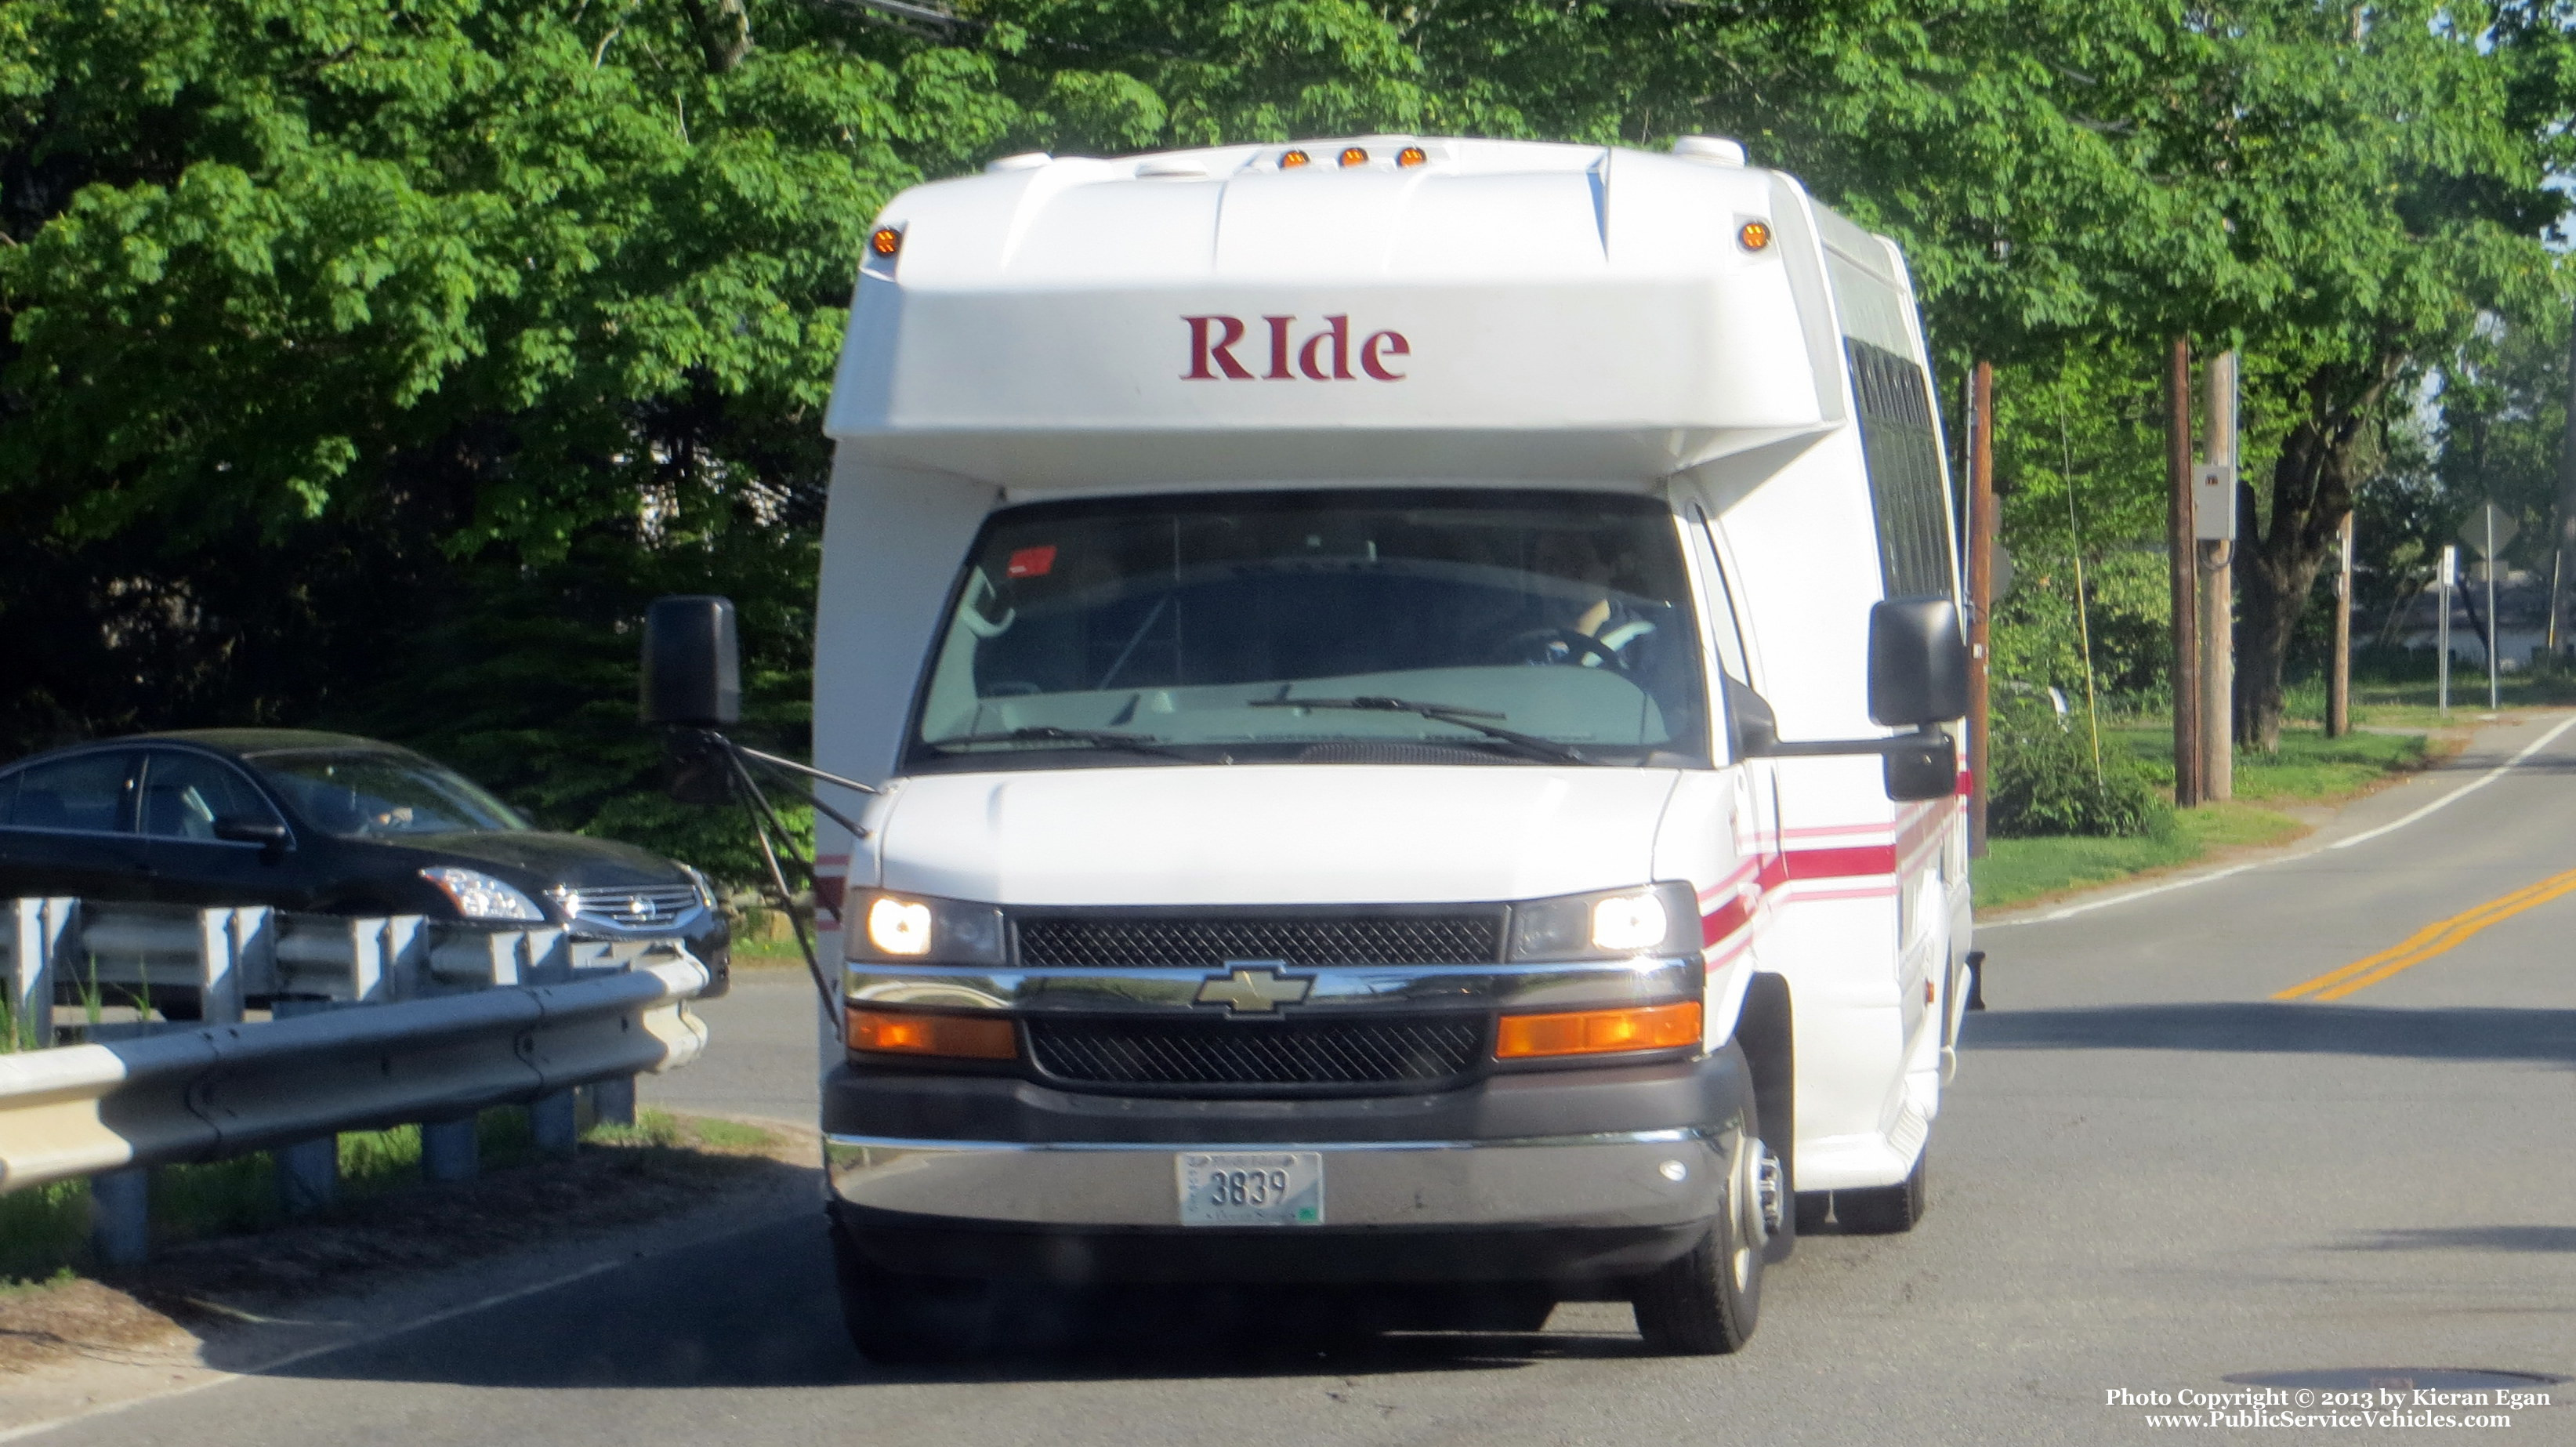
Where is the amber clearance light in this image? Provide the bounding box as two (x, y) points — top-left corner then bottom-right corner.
(1339, 146), (1370, 167)
(1737, 219), (1773, 252)
(869, 226), (904, 257)
(1278, 149), (1312, 169)
(1496, 1002), (1702, 1060)
(1397, 146), (1428, 168)
(847, 1006), (1018, 1061)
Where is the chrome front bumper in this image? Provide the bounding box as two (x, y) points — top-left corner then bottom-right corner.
(824, 1125), (1737, 1231)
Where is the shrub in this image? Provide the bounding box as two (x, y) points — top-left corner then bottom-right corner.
(1987, 702), (2174, 839)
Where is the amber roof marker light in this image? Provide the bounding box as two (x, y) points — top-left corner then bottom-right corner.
(1397, 146), (1428, 168)
(1339, 146), (1370, 167)
(869, 226), (904, 257)
(1278, 148), (1311, 169)
(1737, 219), (1773, 252)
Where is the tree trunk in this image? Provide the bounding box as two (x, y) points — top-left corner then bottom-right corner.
(2234, 357), (2397, 751)
(681, 0), (752, 74)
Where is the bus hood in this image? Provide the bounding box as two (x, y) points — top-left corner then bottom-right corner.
(871, 765), (1684, 906)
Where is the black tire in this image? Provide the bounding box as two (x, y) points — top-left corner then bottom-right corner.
(1833, 1148), (1928, 1235)
(1629, 1119), (1765, 1355)
(830, 1217), (999, 1363)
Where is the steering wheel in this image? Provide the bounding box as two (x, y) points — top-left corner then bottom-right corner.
(1502, 626), (1629, 670)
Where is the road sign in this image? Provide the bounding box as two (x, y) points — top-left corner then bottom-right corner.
(1991, 544), (2015, 601)
(2461, 502), (2517, 558)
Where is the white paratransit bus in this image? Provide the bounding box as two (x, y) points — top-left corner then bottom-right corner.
(801, 134), (1975, 1358)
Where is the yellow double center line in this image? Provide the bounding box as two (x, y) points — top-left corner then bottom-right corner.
(2273, 865), (2576, 1003)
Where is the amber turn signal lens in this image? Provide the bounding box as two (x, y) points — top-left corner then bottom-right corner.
(1397, 146), (1427, 167)
(847, 1007), (1018, 1061)
(1495, 1002), (1702, 1059)
(869, 227), (903, 257)
(1279, 149), (1311, 169)
(1737, 219), (1772, 252)
(1339, 147), (1369, 167)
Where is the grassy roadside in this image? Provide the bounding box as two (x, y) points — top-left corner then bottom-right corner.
(0, 1107), (782, 1289)
(1973, 721), (2439, 912)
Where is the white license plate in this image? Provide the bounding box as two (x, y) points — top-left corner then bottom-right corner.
(1177, 1151), (1325, 1227)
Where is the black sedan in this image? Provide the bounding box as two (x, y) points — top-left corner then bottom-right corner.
(0, 729), (729, 999)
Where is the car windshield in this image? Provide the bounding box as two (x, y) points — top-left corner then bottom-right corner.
(249, 750), (528, 837)
(907, 490), (1708, 768)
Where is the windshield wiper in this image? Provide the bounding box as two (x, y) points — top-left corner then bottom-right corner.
(926, 726), (1197, 762)
(1248, 696), (1589, 765)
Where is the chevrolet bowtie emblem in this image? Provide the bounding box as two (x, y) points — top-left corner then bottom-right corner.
(1194, 965), (1312, 1014)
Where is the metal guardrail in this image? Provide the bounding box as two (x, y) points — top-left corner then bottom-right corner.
(0, 898), (712, 1262)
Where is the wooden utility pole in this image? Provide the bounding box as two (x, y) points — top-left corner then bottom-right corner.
(2328, 511), (2353, 738)
(2166, 338), (2201, 807)
(1967, 361), (1995, 857)
(2200, 351), (2235, 800)
(2555, 320), (2576, 661)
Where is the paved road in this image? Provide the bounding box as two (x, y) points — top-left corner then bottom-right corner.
(34, 716), (2576, 1444)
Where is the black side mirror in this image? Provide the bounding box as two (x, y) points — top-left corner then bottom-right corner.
(1722, 674), (1777, 760)
(1868, 597), (1969, 728)
(1882, 733), (1958, 802)
(643, 595), (741, 727)
(213, 816), (292, 850)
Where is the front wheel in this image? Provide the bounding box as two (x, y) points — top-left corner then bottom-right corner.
(1629, 1121), (1766, 1355)
(831, 1218), (999, 1363)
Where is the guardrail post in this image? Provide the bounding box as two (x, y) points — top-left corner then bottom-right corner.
(530, 1090), (579, 1155)
(384, 915), (429, 999)
(582, 1076), (638, 1129)
(89, 1168), (150, 1267)
(9, 898), (77, 1048)
(268, 997), (339, 1215)
(196, 908), (246, 1025)
(420, 1115), (479, 1183)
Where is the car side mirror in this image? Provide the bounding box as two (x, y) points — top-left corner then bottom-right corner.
(1868, 597), (1969, 728)
(643, 595), (741, 727)
(213, 816), (292, 850)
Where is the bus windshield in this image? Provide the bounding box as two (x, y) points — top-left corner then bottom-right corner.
(906, 490), (1708, 768)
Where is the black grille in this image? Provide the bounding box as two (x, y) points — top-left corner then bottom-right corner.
(1014, 912), (1502, 967)
(1026, 1014), (1487, 1088)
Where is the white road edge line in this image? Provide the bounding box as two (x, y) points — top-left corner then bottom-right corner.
(1987, 713), (2576, 929)
(0, 1206), (814, 1445)
(2320, 712), (2576, 853)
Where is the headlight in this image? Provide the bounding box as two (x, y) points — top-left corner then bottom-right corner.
(677, 862), (718, 911)
(421, 866), (546, 923)
(1507, 881), (1698, 961)
(846, 890), (1006, 965)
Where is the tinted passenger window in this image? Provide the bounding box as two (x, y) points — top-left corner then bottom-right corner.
(1847, 339), (1957, 602)
(0, 753), (133, 833)
(139, 754), (278, 841)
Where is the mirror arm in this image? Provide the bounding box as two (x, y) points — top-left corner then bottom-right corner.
(718, 744), (841, 1017)
(1758, 725), (1951, 759)
(726, 742), (879, 798)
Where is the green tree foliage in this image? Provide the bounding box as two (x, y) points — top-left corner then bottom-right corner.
(4, 1), (2572, 870)
(0, 0), (1017, 877)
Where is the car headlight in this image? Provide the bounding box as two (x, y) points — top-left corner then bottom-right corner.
(846, 890), (1007, 965)
(421, 866), (547, 923)
(1507, 881), (1700, 961)
(676, 862), (719, 911)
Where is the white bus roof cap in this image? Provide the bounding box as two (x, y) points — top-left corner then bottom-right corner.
(827, 136), (1856, 488)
